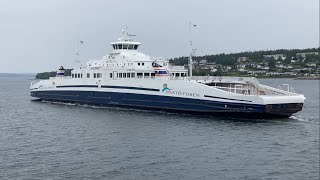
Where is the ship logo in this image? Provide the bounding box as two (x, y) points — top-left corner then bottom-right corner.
(162, 84), (171, 92)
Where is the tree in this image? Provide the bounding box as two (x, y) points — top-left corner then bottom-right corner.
(36, 69), (73, 79)
(305, 54), (319, 63)
(297, 54), (304, 61)
(268, 58), (277, 70)
(283, 57), (291, 64)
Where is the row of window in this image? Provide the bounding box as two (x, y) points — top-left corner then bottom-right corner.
(72, 73), (83, 78)
(171, 73), (187, 77)
(100, 62), (134, 67)
(112, 44), (139, 50)
(72, 72), (185, 79)
(72, 73), (102, 79)
(93, 73), (102, 78)
(137, 73), (156, 77)
(111, 73), (156, 78)
(115, 72), (135, 78)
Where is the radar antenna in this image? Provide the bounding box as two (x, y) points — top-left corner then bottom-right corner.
(119, 26), (136, 42)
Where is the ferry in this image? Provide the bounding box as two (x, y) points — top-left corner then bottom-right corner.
(30, 28), (305, 118)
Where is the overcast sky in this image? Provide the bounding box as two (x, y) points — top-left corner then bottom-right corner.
(0, 0), (319, 73)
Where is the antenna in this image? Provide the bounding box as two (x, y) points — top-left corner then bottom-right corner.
(188, 21), (197, 77)
(75, 40), (84, 66)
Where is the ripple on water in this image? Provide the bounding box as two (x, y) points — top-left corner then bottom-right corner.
(0, 77), (319, 180)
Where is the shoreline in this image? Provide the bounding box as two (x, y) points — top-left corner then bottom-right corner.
(293, 76), (320, 80)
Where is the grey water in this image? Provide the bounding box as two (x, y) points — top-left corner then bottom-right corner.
(0, 77), (319, 180)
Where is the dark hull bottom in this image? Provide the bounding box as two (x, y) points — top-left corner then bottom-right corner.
(31, 90), (303, 119)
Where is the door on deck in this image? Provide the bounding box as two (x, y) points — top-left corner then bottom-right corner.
(113, 71), (117, 80)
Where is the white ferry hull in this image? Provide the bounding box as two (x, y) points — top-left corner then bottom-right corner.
(30, 83), (304, 118)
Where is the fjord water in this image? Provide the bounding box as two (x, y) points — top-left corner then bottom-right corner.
(0, 77), (319, 180)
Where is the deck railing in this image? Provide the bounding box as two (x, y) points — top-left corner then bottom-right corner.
(187, 76), (291, 96)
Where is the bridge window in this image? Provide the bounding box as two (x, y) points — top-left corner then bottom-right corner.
(72, 74), (74, 78)
(118, 44), (122, 49)
(97, 73), (102, 78)
(131, 73), (135, 78)
(110, 73), (113, 78)
(142, 63), (145, 66)
(144, 73), (150, 77)
(138, 63), (140, 66)
(80, 74), (83, 78)
(123, 44), (128, 49)
(123, 73), (126, 78)
(128, 45), (134, 50)
(127, 73), (130, 78)
(134, 45), (138, 50)
(119, 73), (122, 78)
(94, 73), (96, 78)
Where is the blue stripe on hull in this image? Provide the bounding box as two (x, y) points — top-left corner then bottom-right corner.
(30, 90), (298, 118)
(56, 85), (159, 92)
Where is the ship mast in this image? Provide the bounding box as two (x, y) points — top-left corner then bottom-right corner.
(74, 40), (83, 66)
(188, 21), (196, 77)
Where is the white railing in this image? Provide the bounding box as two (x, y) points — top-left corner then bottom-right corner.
(187, 76), (260, 84)
(278, 84), (296, 93)
(31, 81), (38, 86)
(214, 86), (250, 94)
(187, 76), (291, 96)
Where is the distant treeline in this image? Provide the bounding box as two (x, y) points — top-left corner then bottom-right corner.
(170, 48), (319, 66)
(36, 69), (72, 79)
(36, 48), (319, 79)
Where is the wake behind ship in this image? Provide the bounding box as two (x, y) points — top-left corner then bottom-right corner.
(30, 29), (305, 118)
